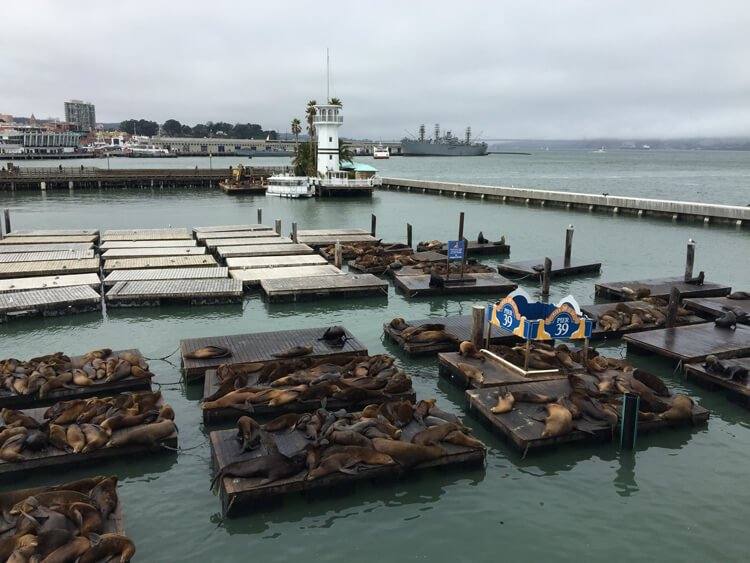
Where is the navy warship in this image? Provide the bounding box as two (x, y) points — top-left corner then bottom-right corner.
(401, 124), (487, 156)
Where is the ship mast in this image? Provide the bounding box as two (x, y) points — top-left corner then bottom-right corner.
(418, 124), (425, 142)
(465, 126), (471, 145)
(434, 123), (440, 142)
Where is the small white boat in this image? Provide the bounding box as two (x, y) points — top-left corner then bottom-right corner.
(373, 145), (390, 159)
(265, 175), (316, 198)
(593, 146), (606, 153)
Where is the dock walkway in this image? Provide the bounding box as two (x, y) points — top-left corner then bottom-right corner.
(106, 278), (243, 306)
(0, 285), (101, 321)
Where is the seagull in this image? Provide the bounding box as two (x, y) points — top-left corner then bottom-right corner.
(602, 193), (609, 197)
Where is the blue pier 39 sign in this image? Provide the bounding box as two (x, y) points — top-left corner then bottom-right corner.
(447, 240), (466, 261)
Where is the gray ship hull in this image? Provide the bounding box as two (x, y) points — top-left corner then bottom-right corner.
(401, 140), (487, 156)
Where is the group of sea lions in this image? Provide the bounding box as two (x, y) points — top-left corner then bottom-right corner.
(212, 398), (485, 487)
(0, 476), (135, 562)
(349, 245), (415, 273)
(0, 350), (153, 399)
(388, 319), (460, 348)
(0, 391), (176, 462)
(595, 300), (692, 332)
(202, 354), (413, 412)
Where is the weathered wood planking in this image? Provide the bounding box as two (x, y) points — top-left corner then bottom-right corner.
(204, 237), (286, 249)
(181, 326), (368, 380)
(0, 259), (100, 279)
(230, 265), (343, 287)
(438, 352), (566, 389)
(99, 239), (197, 249)
(0, 348), (151, 409)
(217, 244), (314, 258)
(103, 255), (217, 271)
(0, 243), (94, 253)
(0, 235), (98, 244)
(684, 296), (750, 324)
(0, 250), (95, 263)
(581, 301), (708, 340)
(296, 234), (379, 247)
(393, 273), (517, 297)
(296, 228), (370, 236)
(624, 323), (750, 363)
(261, 274), (388, 302)
(106, 278), (243, 306)
(0, 285), (101, 321)
(498, 256), (602, 278)
(6, 229), (99, 236)
(102, 247), (207, 258)
(467, 379), (709, 453)
(210, 420), (485, 516)
(226, 255), (328, 270)
(595, 276), (732, 300)
(0, 273), (101, 293)
(383, 315), (520, 356)
(103, 267), (228, 285)
(196, 230), (276, 240)
(684, 358), (750, 407)
(194, 224), (272, 234)
(0, 406), (177, 478)
(101, 228), (192, 241)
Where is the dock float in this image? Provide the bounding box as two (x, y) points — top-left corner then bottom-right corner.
(0, 273), (100, 293)
(624, 323), (750, 363)
(106, 278), (243, 306)
(581, 301), (707, 340)
(296, 228), (371, 237)
(217, 243), (314, 258)
(103, 266), (228, 285)
(393, 272), (517, 298)
(204, 236), (285, 249)
(226, 254), (328, 270)
(438, 352), (566, 389)
(499, 256), (601, 278)
(103, 255), (218, 271)
(101, 228), (192, 241)
(261, 273), (388, 302)
(0, 258), (100, 279)
(0, 234), (98, 244)
(428, 241), (510, 256)
(181, 326), (368, 381)
(684, 358), (750, 408)
(0, 242), (95, 253)
(296, 234), (380, 247)
(0, 249), (95, 263)
(0, 285), (101, 321)
(195, 230), (276, 241)
(6, 228), (99, 237)
(99, 239), (198, 249)
(684, 296), (750, 324)
(193, 224), (272, 234)
(101, 247), (207, 259)
(595, 276), (732, 300)
(230, 264), (343, 287)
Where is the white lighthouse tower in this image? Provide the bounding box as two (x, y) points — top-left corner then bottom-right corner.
(314, 50), (342, 177)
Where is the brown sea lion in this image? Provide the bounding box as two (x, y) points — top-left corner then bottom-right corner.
(459, 341), (484, 359)
(89, 476), (118, 518)
(23, 429), (49, 451)
(727, 291), (750, 300)
(237, 416), (261, 451)
(405, 330), (457, 345)
(41, 536), (92, 563)
(107, 420), (176, 448)
(78, 533), (135, 563)
(211, 452), (307, 489)
(10, 490), (91, 515)
(68, 501), (104, 535)
(442, 430), (485, 449)
(632, 369), (670, 397)
(307, 448), (395, 479)
(389, 317), (409, 331)
(490, 392), (515, 414)
(81, 424), (109, 453)
(272, 345), (313, 359)
(183, 346), (231, 360)
(383, 372), (412, 394)
(456, 363), (484, 386)
(0, 433), (26, 462)
(380, 401), (414, 427)
(659, 394), (694, 422)
(33, 529), (75, 560)
(413, 399), (436, 423)
(66, 424), (86, 453)
(262, 413), (301, 432)
(202, 388), (262, 410)
(541, 403), (573, 438)
(372, 438), (445, 467)
(1, 408), (40, 429)
(328, 430), (373, 448)
(0, 426), (27, 446)
(412, 422), (461, 446)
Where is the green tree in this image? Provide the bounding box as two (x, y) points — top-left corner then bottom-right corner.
(338, 138), (353, 164)
(329, 97), (342, 106)
(305, 100), (317, 139)
(290, 118), (302, 148)
(162, 119), (182, 136)
(292, 141), (317, 177)
(119, 119), (158, 136)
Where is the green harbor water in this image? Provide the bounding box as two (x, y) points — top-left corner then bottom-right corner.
(1, 151), (749, 562)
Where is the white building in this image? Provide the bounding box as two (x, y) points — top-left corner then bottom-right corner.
(314, 103), (342, 176)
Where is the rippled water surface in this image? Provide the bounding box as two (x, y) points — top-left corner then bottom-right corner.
(1, 152), (749, 562)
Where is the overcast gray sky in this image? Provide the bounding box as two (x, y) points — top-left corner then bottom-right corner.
(3, 1), (750, 139)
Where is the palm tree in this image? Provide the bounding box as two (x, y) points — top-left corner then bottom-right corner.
(338, 139), (353, 164)
(329, 97), (342, 106)
(305, 100), (317, 139)
(290, 118), (302, 151)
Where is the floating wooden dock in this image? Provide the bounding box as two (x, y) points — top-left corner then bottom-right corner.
(193, 224), (272, 234)
(217, 243), (314, 258)
(230, 264), (343, 287)
(684, 296), (750, 324)
(0, 249), (95, 263)
(595, 277), (732, 300)
(102, 247), (207, 259)
(581, 301), (707, 340)
(180, 326), (368, 381)
(624, 323), (750, 363)
(103, 255), (218, 271)
(204, 236), (285, 249)
(0, 273), (100, 293)
(393, 272), (517, 298)
(0, 242), (94, 253)
(296, 234), (380, 247)
(210, 419), (485, 516)
(684, 358), (750, 407)
(226, 255), (328, 270)
(0, 258), (100, 279)
(296, 228), (370, 236)
(6, 228), (99, 237)
(466, 379), (709, 453)
(195, 230), (275, 241)
(0, 285), (101, 321)
(0, 235), (98, 244)
(499, 256), (601, 278)
(101, 228), (192, 241)
(106, 278), (243, 306)
(438, 352), (566, 389)
(99, 239), (197, 249)
(261, 273), (388, 302)
(103, 267), (228, 285)
(435, 241), (510, 256)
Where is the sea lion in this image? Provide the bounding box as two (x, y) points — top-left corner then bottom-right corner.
(371, 438), (445, 467)
(158, 404), (175, 422)
(211, 452), (307, 489)
(319, 326), (349, 347)
(1, 408), (40, 429)
(459, 341), (484, 360)
(405, 330), (457, 345)
(307, 448), (395, 479)
(727, 291), (750, 300)
(10, 490), (91, 516)
(490, 392), (515, 414)
(541, 403), (574, 438)
(442, 430), (485, 449)
(68, 501), (104, 535)
(101, 412), (156, 433)
(388, 317), (409, 332)
(237, 416), (261, 451)
(107, 420), (176, 448)
(456, 363), (484, 386)
(328, 430), (373, 448)
(513, 391), (555, 403)
(77, 533), (135, 563)
(0, 433), (26, 462)
(412, 422), (461, 446)
(41, 536), (91, 563)
(33, 529), (75, 560)
(23, 429), (48, 451)
(262, 413), (301, 432)
(659, 394), (694, 422)
(477, 231), (489, 244)
(715, 310), (738, 330)
(0, 425), (28, 446)
(66, 424), (86, 453)
(89, 476), (118, 518)
(81, 424), (109, 453)
(632, 368), (670, 397)
(273, 345), (313, 359)
(183, 346), (231, 360)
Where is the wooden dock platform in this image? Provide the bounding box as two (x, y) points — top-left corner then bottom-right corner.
(684, 358), (750, 408)
(226, 254), (328, 270)
(499, 256), (601, 278)
(106, 278), (243, 306)
(103, 266), (228, 285)
(296, 228), (370, 236)
(102, 247), (207, 259)
(296, 234), (380, 247)
(595, 276), (732, 300)
(624, 323), (750, 363)
(101, 228), (192, 241)
(0, 242), (94, 253)
(0, 273), (100, 293)
(181, 326), (367, 381)
(6, 228), (99, 237)
(99, 239), (197, 249)
(261, 273), (388, 302)
(581, 301), (707, 340)
(0, 258), (100, 279)
(684, 296), (750, 324)
(217, 243), (314, 258)
(230, 264), (343, 287)
(204, 236), (285, 249)
(0, 235), (98, 244)
(0, 285), (101, 321)
(438, 352), (565, 389)
(103, 255), (218, 271)
(436, 241), (510, 256)
(195, 229), (275, 241)
(193, 224), (272, 235)
(210, 418), (485, 516)
(393, 272), (517, 298)
(0, 249), (95, 263)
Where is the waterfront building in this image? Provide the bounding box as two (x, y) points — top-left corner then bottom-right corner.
(152, 137), (296, 156)
(64, 100), (96, 131)
(0, 128), (82, 155)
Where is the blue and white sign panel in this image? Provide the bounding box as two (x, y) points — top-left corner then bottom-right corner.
(447, 240), (466, 261)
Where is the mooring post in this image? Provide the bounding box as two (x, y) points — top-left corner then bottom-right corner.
(684, 239), (695, 281)
(3, 209), (10, 234)
(334, 242), (343, 269)
(257, 208), (262, 224)
(620, 393), (640, 449)
(666, 286), (681, 327)
(542, 257), (552, 298)
(471, 305), (485, 348)
(564, 225), (574, 266)
(370, 214), (377, 237)
(274, 219), (281, 235)
(458, 211), (465, 240)
(406, 223), (413, 247)
(291, 222), (298, 243)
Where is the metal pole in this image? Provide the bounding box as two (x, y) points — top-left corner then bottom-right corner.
(292, 222), (298, 243)
(3, 209), (10, 234)
(406, 223), (412, 247)
(564, 225), (574, 266)
(458, 211), (465, 240)
(334, 241), (342, 269)
(471, 305), (485, 347)
(620, 393), (640, 449)
(257, 208), (262, 224)
(370, 214), (376, 237)
(684, 239), (695, 281)
(274, 219), (281, 235)
(542, 257), (551, 298)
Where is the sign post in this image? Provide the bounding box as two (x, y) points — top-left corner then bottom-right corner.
(446, 240), (466, 281)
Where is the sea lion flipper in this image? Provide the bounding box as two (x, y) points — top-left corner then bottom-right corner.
(338, 467), (358, 475)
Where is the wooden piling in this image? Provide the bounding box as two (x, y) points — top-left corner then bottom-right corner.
(564, 225), (574, 266)
(471, 305), (485, 347)
(406, 223), (413, 247)
(458, 212), (465, 240)
(684, 239), (695, 281)
(334, 242), (342, 269)
(3, 209), (10, 235)
(542, 257), (552, 297)
(370, 214), (377, 237)
(666, 286), (681, 327)
(292, 222), (298, 243)
(274, 220), (281, 235)
(257, 208), (262, 223)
